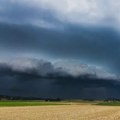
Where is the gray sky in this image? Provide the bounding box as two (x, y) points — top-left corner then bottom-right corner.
(0, 0), (120, 98)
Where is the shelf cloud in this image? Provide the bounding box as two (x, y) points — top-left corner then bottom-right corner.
(0, 58), (119, 98)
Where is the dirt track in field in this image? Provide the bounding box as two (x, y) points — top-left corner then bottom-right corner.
(0, 105), (120, 120)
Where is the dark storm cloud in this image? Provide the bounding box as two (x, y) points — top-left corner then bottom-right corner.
(0, 23), (120, 73)
(0, 0), (120, 99)
(0, 59), (119, 99)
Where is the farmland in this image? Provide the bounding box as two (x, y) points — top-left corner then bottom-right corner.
(0, 101), (120, 120)
(0, 101), (67, 107)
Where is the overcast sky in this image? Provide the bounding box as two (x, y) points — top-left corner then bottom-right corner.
(0, 0), (120, 99)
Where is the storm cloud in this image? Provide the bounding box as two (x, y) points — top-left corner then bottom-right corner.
(0, 23), (120, 73)
(0, 0), (120, 99)
(0, 58), (119, 99)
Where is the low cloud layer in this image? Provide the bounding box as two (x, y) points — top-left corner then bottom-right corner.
(1, 58), (118, 79)
(0, 58), (119, 99)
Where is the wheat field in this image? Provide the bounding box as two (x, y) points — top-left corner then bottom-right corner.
(0, 104), (120, 120)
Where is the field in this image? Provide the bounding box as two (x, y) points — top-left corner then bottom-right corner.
(0, 101), (67, 107)
(0, 101), (120, 120)
(97, 101), (120, 106)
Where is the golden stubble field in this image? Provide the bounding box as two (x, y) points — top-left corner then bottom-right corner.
(0, 104), (120, 120)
